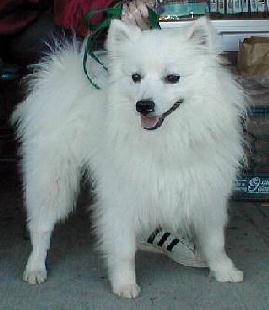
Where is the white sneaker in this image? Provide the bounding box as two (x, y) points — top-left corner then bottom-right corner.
(138, 228), (208, 268)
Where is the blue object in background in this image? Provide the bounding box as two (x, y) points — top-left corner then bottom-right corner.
(158, 1), (210, 20)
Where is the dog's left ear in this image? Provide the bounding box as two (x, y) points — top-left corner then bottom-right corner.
(107, 19), (141, 54)
(186, 17), (221, 53)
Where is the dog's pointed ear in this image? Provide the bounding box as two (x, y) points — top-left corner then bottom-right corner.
(107, 19), (141, 54)
(186, 17), (220, 52)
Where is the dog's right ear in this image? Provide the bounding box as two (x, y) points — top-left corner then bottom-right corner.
(107, 19), (141, 54)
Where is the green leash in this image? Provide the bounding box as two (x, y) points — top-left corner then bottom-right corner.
(83, 2), (160, 90)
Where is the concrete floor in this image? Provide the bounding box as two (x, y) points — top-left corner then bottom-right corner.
(1, 168), (269, 310)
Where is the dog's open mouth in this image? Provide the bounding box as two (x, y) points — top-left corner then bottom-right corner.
(140, 99), (184, 130)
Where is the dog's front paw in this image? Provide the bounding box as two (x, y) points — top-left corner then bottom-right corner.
(23, 269), (47, 285)
(211, 269), (244, 283)
(113, 283), (141, 298)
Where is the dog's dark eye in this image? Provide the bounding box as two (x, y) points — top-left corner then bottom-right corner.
(164, 74), (180, 84)
(132, 73), (142, 83)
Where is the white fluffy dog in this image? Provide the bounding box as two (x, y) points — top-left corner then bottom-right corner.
(13, 18), (245, 298)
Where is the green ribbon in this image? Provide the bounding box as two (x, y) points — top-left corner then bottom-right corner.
(83, 2), (160, 90)
(148, 7), (161, 30)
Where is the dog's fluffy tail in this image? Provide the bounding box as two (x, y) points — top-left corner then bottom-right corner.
(10, 38), (87, 140)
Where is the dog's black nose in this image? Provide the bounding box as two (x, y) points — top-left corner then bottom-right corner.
(136, 100), (155, 115)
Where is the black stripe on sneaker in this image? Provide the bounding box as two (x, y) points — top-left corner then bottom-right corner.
(167, 238), (179, 252)
(157, 232), (171, 246)
(147, 227), (162, 244)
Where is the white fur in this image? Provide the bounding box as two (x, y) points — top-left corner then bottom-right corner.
(13, 19), (245, 298)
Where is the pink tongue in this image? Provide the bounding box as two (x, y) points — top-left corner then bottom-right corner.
(141, 115), (160, 129)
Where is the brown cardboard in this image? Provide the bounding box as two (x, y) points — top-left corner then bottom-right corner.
(238, 37), (269, 77)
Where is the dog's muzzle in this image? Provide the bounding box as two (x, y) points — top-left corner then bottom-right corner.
(138, 98), (184, 130)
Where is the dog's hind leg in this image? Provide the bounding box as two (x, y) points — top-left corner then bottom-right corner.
(22, 145), (81, 285)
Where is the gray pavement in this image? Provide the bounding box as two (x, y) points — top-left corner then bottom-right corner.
(1, 171), (269, 310)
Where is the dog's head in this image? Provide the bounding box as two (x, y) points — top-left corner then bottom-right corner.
(106, 18), (223, 132)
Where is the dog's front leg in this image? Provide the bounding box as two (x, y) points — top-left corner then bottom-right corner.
(109, 239), (140, 299)
(195, 205), (243, 283)
(23, 229), (51, 284)
(100, 201), (140, 298)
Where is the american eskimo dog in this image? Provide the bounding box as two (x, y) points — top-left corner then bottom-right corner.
(13, 18), (245, 298)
